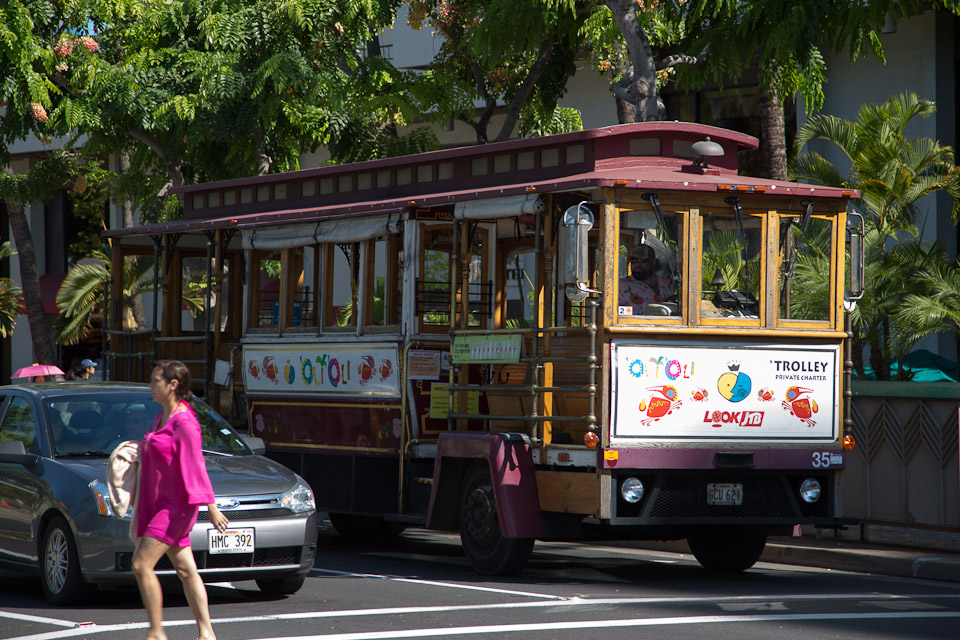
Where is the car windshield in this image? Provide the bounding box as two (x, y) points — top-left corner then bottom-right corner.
(45, 392), (252, 457)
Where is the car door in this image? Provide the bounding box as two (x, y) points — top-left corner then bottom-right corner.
(0, 394), (46, 565)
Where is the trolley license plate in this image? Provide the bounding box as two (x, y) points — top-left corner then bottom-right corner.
(707, 483), (743, 506)
(208, 528), (255, 554)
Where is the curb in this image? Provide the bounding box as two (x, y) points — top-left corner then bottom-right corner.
(763, 540), (960, 583)
(623, 538), (960, 584)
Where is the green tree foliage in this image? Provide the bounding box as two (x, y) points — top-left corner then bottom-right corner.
(0, 242), (23, 339)
(51, 0), (408, 219)
(406, 0), (585, 143)
(55, 247), (154, 344)
(0, 1), (100, 365)
(593, 1), (960, 181)
(789, 92), (960, 380)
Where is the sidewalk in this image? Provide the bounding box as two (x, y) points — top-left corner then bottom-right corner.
(631, 524), (960, 583)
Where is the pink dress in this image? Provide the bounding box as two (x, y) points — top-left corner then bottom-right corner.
(136, 403), (215, 547)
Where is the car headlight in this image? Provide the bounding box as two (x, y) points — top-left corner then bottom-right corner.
(800, 478), (822, 503)
(281, 477), (315, 513)
(89, 479), (131, 518)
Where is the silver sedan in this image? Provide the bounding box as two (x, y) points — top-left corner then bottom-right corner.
(0, 383), (317, 604)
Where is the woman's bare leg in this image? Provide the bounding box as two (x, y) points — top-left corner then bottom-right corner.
(132, 537), (171, 640)
(168, 545), (216, 640)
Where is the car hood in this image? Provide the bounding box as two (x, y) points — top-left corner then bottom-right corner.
(203, 454), (300, 496)
(56, 454), (299, 497)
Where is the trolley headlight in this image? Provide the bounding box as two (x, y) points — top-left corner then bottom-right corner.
(281, 477), (316, 513)
(799, 478), (822, 504)
(620, 477), (645, 504)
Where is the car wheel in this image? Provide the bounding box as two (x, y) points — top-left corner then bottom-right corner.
(41, 516), (90, 605)
(256, 574), (306, 595)
(458, 464), (534, 576)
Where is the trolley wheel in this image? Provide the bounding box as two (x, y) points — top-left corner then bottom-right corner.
(40, 516), (90, 605)
(458, 464), (534, 576)
(328, 512), (406, 538)
(687, 528), (767, 572)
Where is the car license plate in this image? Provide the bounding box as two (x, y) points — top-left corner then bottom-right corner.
(706, 483), (743, 506)
(208, 528), (255, 554)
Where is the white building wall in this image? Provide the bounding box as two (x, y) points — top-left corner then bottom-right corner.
(809, 9), (957, 364)
(808, 10), (953, 246)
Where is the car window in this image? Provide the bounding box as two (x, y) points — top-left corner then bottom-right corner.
(192, 401), (252, 455)
(42, 392), (251, 457)
(0, 397), (40, 455)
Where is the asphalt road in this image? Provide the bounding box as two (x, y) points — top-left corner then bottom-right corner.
(2, 523), (959, 640)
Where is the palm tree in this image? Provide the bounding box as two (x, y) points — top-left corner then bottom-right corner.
(55, 248), (155, 345)
(895, 260), (960, 365)
(789, 92), (960, 380)
(0, 242), (23, 339)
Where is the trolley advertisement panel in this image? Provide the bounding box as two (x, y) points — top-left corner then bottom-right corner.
(243, 343), (401, 397)
(611, 342), (840, 442)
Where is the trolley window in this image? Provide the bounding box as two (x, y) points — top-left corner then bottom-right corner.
(778, 214), (834, 323)
(700, 210), (764, 324)
(617, 206), (683, 320)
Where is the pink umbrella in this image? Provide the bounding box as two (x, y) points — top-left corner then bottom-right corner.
(13, 364), (65, 379)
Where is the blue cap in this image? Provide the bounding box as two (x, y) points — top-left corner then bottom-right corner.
(81, 359), (97, 369)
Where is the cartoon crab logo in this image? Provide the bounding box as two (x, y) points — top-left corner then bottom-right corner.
(380, 359), (393, 381)
(357, 355), (375, 385)
(782, 385), (818, 427)
(247, 359), (260, 380)
(757, 387), (775, 402)
(262, 356), (279, 385)
(638, 385), (681, 426)
(690, 387), (709, 402)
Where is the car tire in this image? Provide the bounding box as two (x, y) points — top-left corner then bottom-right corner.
(256, 574), (306, 595)
(40, 516), (90, 605)
(458, 464), (534, 576)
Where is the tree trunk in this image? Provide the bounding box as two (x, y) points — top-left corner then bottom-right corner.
(493, 35), (555, 143)
(613, 44), (636, 125)
(851, 332), (865, 379)
(869, 332), (889, 381)
(604, 0), (660, 122)
(6, 199), (58, 365)
(119, 152), (147, 330)
(758, 82), (787, 180)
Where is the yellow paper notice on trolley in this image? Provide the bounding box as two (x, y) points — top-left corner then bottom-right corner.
(451, 335), (522, 363)
(429, 383), (480, 418)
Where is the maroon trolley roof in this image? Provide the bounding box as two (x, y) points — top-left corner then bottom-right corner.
(106, 122), (856, 239)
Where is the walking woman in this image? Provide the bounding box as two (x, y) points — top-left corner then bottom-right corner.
(132, 360), (229, 640)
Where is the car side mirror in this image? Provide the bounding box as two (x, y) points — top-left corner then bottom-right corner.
(0, 440), (41, 466)
(241, 435), (266, 455)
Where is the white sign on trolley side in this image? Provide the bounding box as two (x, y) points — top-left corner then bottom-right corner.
(243, 343), (401, 397)
(611, 342), (840, 443)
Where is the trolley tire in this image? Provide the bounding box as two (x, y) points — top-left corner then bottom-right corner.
(687, 528), (767, 572)
(458, 464), (534, 576)
(328, 512), (406, 538)
(40, 516), (90, 605)
(256, 574), (306, 595)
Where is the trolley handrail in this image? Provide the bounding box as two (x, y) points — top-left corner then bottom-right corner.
(445, 298), (599, 441)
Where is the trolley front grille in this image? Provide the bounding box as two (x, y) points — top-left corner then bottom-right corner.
(646, 474), (795, 519)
